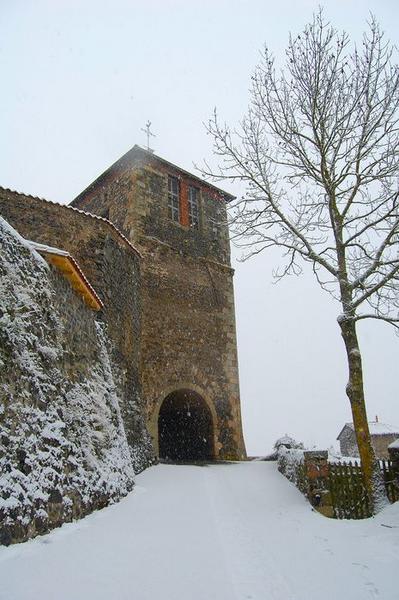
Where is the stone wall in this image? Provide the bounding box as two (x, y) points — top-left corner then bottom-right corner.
(338, 427), (359, 457)
(72, 150), (246, 459)
(373, 435), (399, 460)
(0, 187), (153, 471)
(0, 218), (144, 544)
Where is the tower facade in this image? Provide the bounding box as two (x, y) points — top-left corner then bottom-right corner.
(72, 146), (246, 460)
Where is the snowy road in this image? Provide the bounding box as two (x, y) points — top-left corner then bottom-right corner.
(0, 462), (397, 600)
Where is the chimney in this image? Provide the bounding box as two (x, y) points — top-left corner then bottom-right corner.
(375, 415), (379, 423)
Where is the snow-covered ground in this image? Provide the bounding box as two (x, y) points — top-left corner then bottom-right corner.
(0, 462), (397, 600)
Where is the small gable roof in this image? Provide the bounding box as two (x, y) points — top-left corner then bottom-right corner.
(28, 240), (103, 311)
(72, 145), (235, 206)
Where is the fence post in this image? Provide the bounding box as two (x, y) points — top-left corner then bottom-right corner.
(303, 450), (333, 517)
(388, 444), (399, 490)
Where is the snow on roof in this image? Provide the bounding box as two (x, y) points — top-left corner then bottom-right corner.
(368, 422), (399, 435)
(337, 421), (399, 439)
(388, 438), (399, 450)
(28, 240), (70, 257)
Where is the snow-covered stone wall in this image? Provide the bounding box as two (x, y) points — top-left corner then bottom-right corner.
(0, 217), (147, 545)
(0, 187), (154, 471)
(277, 446), (307, 493)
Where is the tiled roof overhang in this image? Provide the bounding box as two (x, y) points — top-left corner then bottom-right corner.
(28, 240), (104, 311)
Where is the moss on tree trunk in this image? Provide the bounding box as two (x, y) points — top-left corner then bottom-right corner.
(339, 316), (386, 513)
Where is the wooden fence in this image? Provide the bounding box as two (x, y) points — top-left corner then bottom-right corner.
(329, 462), (371, 519)
(380, 459), (399, 504)
(278, 448), (399, 519)
(329, 459), (399, 519)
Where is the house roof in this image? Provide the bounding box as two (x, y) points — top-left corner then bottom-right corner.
(337, 421), (399, 440)
(0, 186), (142, 258)
(72, 145), (236, 205)
(28, 240), (103, 311)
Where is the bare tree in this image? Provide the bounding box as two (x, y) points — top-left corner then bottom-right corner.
(202, 12), (399, 511)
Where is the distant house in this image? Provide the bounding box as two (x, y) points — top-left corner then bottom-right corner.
(388, 438), (399, 452)
(337, 419), (399, 459)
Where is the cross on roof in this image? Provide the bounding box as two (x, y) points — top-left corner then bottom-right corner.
(141, 120), (156, 152)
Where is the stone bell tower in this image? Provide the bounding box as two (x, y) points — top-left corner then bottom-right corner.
(72, 145), (246, 460)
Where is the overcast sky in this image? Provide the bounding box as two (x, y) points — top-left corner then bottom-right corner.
(1, 0), (398, 455)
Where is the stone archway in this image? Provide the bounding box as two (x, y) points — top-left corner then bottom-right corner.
(158, 389), (214, 461)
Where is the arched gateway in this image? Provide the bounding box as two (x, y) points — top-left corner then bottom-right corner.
(158, 389), (214, 461)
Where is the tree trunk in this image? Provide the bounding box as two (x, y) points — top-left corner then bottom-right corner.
(338, 316), (387, 513)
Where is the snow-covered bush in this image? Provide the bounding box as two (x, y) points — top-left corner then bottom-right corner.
(275, 436), (307, 493)
(262, 435), (305, 461)
(274, 435), (304, 451)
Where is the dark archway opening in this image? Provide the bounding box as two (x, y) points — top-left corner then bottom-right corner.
(158, 389), (214, 461)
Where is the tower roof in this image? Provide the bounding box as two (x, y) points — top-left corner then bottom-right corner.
(72, 145), (235, 206)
